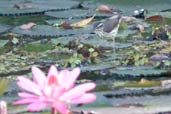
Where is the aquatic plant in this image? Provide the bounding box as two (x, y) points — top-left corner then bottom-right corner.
(13, 65), (96, 114)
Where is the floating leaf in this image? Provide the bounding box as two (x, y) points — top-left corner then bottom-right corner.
(0, 79), (8, 96)
(0, 24), (11, 34)
(12, 25), (91, 37)
(117, 78), (161, 88)
(0, 0), (79, 16)
(71, 15), (95, 28)
(0, 40), (8, 48)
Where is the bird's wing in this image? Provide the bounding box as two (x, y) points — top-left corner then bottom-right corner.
(103, 15), (121, 33)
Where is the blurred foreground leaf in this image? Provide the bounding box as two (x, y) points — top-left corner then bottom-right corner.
(0, 78), (8, 96)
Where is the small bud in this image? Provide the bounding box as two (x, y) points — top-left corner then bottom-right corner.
(0, 101), (7, 114)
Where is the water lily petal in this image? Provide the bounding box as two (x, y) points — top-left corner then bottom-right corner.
(58, 69), (69, 86)
(70, 93), (96, 104)
(52, 102), (69, 114)
(18, 92), (38, 98)
(32, 66), (46, 89)
(27, 102), (47, 112)
(47, 65), (59, 79)
(60, 83), (96, 100)
(64, 68), (80, 89)
(13, 98), (38, 105)
(17, 77), (42, 95)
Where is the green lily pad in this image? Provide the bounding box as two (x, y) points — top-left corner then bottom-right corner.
(0, 24), (11, 34)
(0, 0), (79, 16)
(81, 37), (132, 49)
(0, 40), (8, 48)
(11, 25), (91, 37)
(98, 0), (171, 15)
(45, 9), (113, 19)
(110, 66), (168, 79)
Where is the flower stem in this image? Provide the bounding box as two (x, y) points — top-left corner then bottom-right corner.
(51, 107), (57, 114)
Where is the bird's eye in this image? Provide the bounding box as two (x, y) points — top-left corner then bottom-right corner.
(96, 23), (103, 29)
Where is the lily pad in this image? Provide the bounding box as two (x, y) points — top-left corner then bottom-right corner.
(110, 66), (168, 79)
(45, 9), (94, 19)
(0, 24), (11, 34)
(51, 36), (76, 45)
(45, 9), (113, 19)
(11, 25), (92, 37)
(0, 0), (79, 16)
(80, 37), (132, 49)
(98, 0), (171, 15)
(0, 40), (8, 48)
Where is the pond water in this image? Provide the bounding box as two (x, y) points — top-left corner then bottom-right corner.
(0, 0), (171, 113)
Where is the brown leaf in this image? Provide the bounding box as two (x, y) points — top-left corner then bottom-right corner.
(71, 15), (95, 28)
(145, 15), (164, 22)
(96, 5), (113, 13)
(60, 21), (72, 29)
(20, 22), (36, 30)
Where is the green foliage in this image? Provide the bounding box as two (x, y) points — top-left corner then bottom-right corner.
(21, 44), (55, 52)
(155, 60), (171, 69)
(65, 53), (84, 68)
(122, 50), (149, 66)
(119, 21), (128, 30)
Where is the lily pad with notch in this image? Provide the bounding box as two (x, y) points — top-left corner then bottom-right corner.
(45, 9), (113, 19)
(11, 25), (92, 37)
(0, 0), (79, 16)
(110, 66), (169, 79)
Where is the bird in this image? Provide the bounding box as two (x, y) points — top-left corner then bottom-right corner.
(93, 15), (122, 54)
(93, 15), (122, 38)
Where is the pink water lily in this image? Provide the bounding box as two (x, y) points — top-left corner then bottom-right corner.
(13, 65), (96, 114)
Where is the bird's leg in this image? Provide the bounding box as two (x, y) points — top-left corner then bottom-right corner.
(112, 36), (116, 66)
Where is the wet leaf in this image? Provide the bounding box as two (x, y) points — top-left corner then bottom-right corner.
(71, 15), (95, 28)
(118, 78), (161, 88)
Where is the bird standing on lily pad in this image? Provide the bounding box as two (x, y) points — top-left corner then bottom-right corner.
(93, 15), (122, 63)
